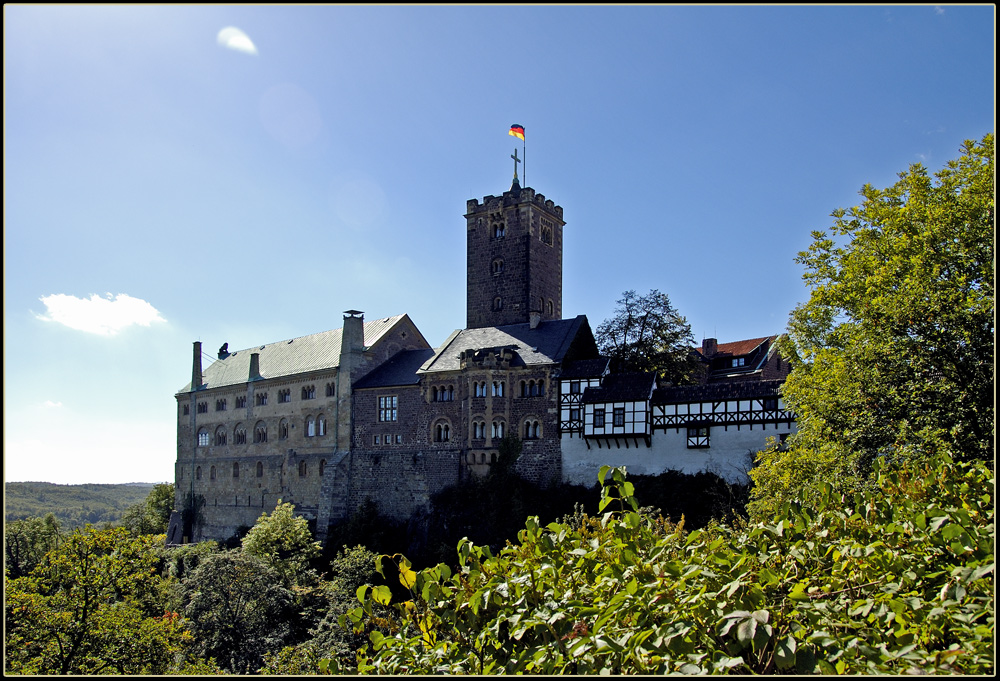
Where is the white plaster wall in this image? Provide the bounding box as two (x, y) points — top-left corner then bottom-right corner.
(561, 421), (797, 487)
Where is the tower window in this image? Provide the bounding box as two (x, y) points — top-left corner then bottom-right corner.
(197, 429), (209, 447)
(493, 296), (503, 311)
(235, 396), (247, 409)
(492, 258), (504, 275)
(493, 223), (505, 238)
(278, 389), (291, 403)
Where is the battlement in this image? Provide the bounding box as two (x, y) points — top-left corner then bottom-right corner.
(466, 187), (563, 220)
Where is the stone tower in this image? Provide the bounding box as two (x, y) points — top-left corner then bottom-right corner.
(465, 178), (565, 329)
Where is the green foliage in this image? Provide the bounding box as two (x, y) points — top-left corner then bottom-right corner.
(4, 481), (156, 529)
(241, 499), (322, 585)
(5, 527), (195, 674)
(750, 134), (995, 520)
(180, 550), (295, 673)
(4, 512), (62, 579)
(121, 483), (176, 536)
(595, 289), (702, 384)
(338, 456), (993, 674)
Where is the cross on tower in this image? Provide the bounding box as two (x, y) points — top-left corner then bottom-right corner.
(511, 148), (520, 180)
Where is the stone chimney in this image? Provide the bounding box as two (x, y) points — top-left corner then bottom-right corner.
(337, 310), (365, 452)
(248, 352), (262, 381)
(341, 310), (365, 357)
(191, 341), (203, 391)
(702, 338), (717, 357)
(529, 311), (541, 329)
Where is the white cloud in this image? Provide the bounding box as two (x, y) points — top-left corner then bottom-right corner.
(217, 26), (258, 55)
(934, 6), (945, 15)
(43, 401), (63, 408)
(36, 293), (166, 336)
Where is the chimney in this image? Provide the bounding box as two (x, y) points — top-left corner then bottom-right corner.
(529, 311), (541, 329)
(248, 352), (262, 381)
(342, 310), (365, 355)
(703, 338), (717, 357)
(191, 341), (203, 391)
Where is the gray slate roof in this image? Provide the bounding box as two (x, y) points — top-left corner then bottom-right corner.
(652, 379), (784, 405)
(178, 315), (409, 393)
(582, 373), (657, 404)
(560, 357), (611, 380)
(418, 316), (590, 374)
(353, 349), (437, 389)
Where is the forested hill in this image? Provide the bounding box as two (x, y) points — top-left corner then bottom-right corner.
(4, 481), (158, 528)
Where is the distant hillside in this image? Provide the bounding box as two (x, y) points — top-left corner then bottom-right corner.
(4, 481), (160, 529)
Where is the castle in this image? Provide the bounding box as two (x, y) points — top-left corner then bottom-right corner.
(169, 172), (795, 545)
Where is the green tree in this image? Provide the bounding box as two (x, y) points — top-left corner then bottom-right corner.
(121, 483), (176, 536)
(749, 134), (994, 520)
(180, 550), (295, 673)
(4, 512), (62, 579)
(595, 289), (701, 384)
(241, 499), (322, 586)
(4, 527), (194, 674)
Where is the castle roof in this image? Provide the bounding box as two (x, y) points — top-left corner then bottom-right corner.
(652, 379), (784, 405)
(560, 357), (611, 380)
(418, 315), (592, 374)
(353, 348), (437, 389)
(582, 372), (657, 404)
(177, 314), (411, 393)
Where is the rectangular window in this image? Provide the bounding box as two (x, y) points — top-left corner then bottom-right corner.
(731, 357), (745, 368)
(570, 407), (581, 422)
(396, 434), (403, 444)
(613, 407), (625, 427)
(379, 395), (398, 422)
(570, 381), (581, 394)
(687, 426), (710, 449)
(593, 408), (605, 427)
(763, 397), (778, 410)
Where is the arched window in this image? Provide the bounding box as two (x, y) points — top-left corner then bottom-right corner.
(279, 419), (289, 440)
(492, 258), (504, 275)
(234, 424), (247, 445)
(302, 385), (316, 400)
(524, 420), (541, 439)
(493, 223), (505, 238)
(493, 296), (503, 311)
(326, 382), (335, 397)
(317, 415), (327, 436)
(254, 421), (267, 443)
(492, 420), (505, 439)
(232, 462), (240, 478)
(210, 465), (217, 481)
(435, 421), (451, 442)
(547, 300), (554, 315)
(492, 381), (504, 397)
(197, 428), (209, 447)
(215, 426), (227, 446)
(196, 466), (202, 480)
(298, 460), (308, 477)
(256, 461), (264, 478)
(432, 386), (439, 402)
(255, 392), (267, 406)
(306, 417), (316, 437)
(474, 381), (487, 397)
(319, 459), (326, 476)
(538, 379), (545, 396)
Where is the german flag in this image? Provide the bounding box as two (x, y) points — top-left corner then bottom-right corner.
(509, 124), (525, 141)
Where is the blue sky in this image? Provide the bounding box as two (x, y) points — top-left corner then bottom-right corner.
(4, 4), (994, 484)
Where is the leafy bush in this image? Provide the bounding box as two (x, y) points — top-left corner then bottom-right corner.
(337, 454), (993, 674)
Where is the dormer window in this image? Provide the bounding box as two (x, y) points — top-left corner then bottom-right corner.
(730, 357), (745, 368)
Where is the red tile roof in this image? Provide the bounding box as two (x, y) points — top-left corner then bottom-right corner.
(708, 336), (775, 358)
